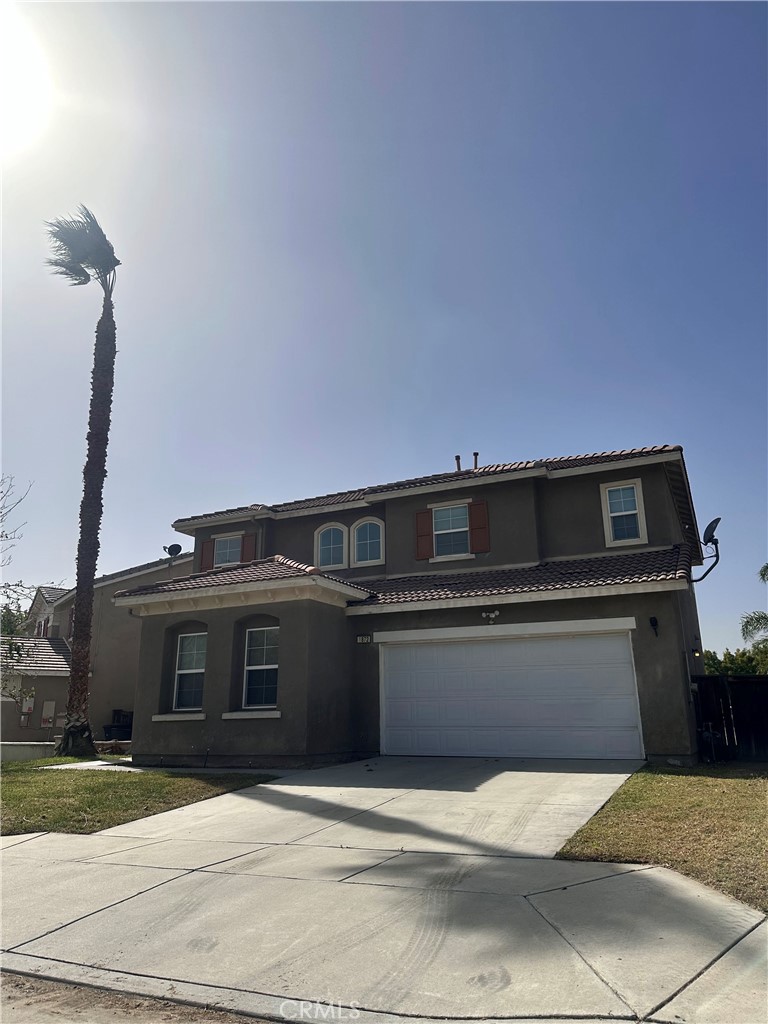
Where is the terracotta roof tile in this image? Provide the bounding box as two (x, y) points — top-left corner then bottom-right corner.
(2, 636), (71, 675)
(174, 445), (682, 525)
(115, 555), (370, 599)
(349, 546), (692, 607)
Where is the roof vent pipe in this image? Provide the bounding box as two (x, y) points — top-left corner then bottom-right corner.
(455, 455), (462, 472)
(473, 452), (479, 470)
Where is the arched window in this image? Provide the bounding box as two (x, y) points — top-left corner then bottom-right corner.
(351, 518), (385, 567)
(314, 524), (348, 569)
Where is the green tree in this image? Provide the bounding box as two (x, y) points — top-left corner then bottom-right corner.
(46, 206), (121, 757)
(704, 646), (768, 676)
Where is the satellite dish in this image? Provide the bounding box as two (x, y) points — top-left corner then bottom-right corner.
(163, 543), (182, 558)
(702, 518), (721, 546)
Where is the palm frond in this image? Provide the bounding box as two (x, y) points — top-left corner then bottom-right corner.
(45, 206), (120, 295)
(759, 563), (768, 584)
(741, 610), (768, 644)
(46, 257), (91, 286)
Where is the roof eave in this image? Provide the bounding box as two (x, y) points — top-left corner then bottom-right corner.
(345, 577), (690, 615)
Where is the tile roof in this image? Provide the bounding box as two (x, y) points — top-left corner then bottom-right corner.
(348, 546), (693, 607)
(39, 587), (68, 604)
(52, 552), (194, 603)
(117, 547), (691, 607)
(1, 636), (71, 675)
(115, 555), (371, 599)
(174, 445), (683, 525)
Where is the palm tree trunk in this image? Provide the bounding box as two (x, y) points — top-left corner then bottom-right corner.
(56, 295), (117, 757)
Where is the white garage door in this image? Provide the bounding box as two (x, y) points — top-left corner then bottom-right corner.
(381, 634), (643, 758)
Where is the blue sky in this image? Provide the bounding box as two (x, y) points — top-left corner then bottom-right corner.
(3, 2), (766, 653)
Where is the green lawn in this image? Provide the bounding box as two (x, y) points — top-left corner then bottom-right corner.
(0, 759), (274, 835)
(558, 763), (768, 912)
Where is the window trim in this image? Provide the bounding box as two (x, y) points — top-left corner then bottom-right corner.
(314, 523), (348, 570)
(350, 517), (385, 568)
(432, 502), (471, 558)
(173, 632), (206, 711)
(600, 478), (648, 547)
(213, 532), (244, 567)
(242, 626), (279, 709)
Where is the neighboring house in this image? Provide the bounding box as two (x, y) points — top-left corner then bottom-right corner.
(115, 444), (708, 769)
(26, 586), (68, 638)
(4, 554), (193, 743)
(1, 636), (71, 742)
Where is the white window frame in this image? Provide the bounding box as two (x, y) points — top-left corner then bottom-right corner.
(173, 632), (206, 711)
(600, 478), (648, 548)
(431, 503), (471, 559)
(350, 517), (385, 568)
(242, 627), (279, 709)
(314, 523), (348, 570)
(213, 532), (244, 567)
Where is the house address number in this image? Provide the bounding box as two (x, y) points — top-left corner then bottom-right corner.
(356, 634), (373, 645)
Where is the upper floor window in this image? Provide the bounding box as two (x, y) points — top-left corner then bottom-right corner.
(601, 479), (648, 547)
(351, 518), (384, 567)
(244, 627), (279, 707)
(214, 535), (242, 567)
(174, 633), (206, 710)
(415, 500), (490, 560)
(315, 524), (347, 570)
(433, 504), (470, 556)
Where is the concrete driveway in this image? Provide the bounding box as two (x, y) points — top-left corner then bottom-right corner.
(2, 756), (765, 1024)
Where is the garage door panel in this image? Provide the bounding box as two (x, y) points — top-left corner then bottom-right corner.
(388, 696), (638, 730)
(381, 635), (643, 759)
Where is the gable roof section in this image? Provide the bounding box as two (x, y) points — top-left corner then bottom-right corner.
(2, 636), (71, 676)
(348, 546), (693, 610)
(39, 587), (68, 604)
(114, 555), (371, 600)
(173, 445), (685, 530)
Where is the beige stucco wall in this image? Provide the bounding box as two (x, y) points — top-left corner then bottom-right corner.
(1, 675), (69, 742)
(49, 557), (193, 740)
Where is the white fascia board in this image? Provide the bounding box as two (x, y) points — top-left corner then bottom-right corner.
(548, 452), (682, 478)
(114, 574), (368, 609)
(347, 578), (688, 615)
(172, 511), (274, 535)
(373, 617), (637, 643)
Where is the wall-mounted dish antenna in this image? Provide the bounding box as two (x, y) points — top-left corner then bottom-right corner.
(163, 543), (182, 562)
(692, 518), (721, 583)
(702, 517), (721, 546)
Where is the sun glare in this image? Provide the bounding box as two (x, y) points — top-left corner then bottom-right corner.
(0, 5), (54, 160)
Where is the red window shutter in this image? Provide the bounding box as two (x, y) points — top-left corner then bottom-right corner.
(469, 501), (490, 553)
(241, 533), (257, 563)
(415, 510), (434, 560)
(200, 539), (215, 571)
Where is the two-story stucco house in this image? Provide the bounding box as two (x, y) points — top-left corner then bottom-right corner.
(115, 445), (708, 768)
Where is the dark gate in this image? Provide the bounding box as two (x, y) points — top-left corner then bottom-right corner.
(692, 675), (768, 762)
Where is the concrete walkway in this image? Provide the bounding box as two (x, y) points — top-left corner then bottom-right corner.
(2, 756), (765, 1023)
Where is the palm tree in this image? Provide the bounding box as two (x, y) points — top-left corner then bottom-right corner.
(46, 207), (120, 757)
(741, 563), (768, 653)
